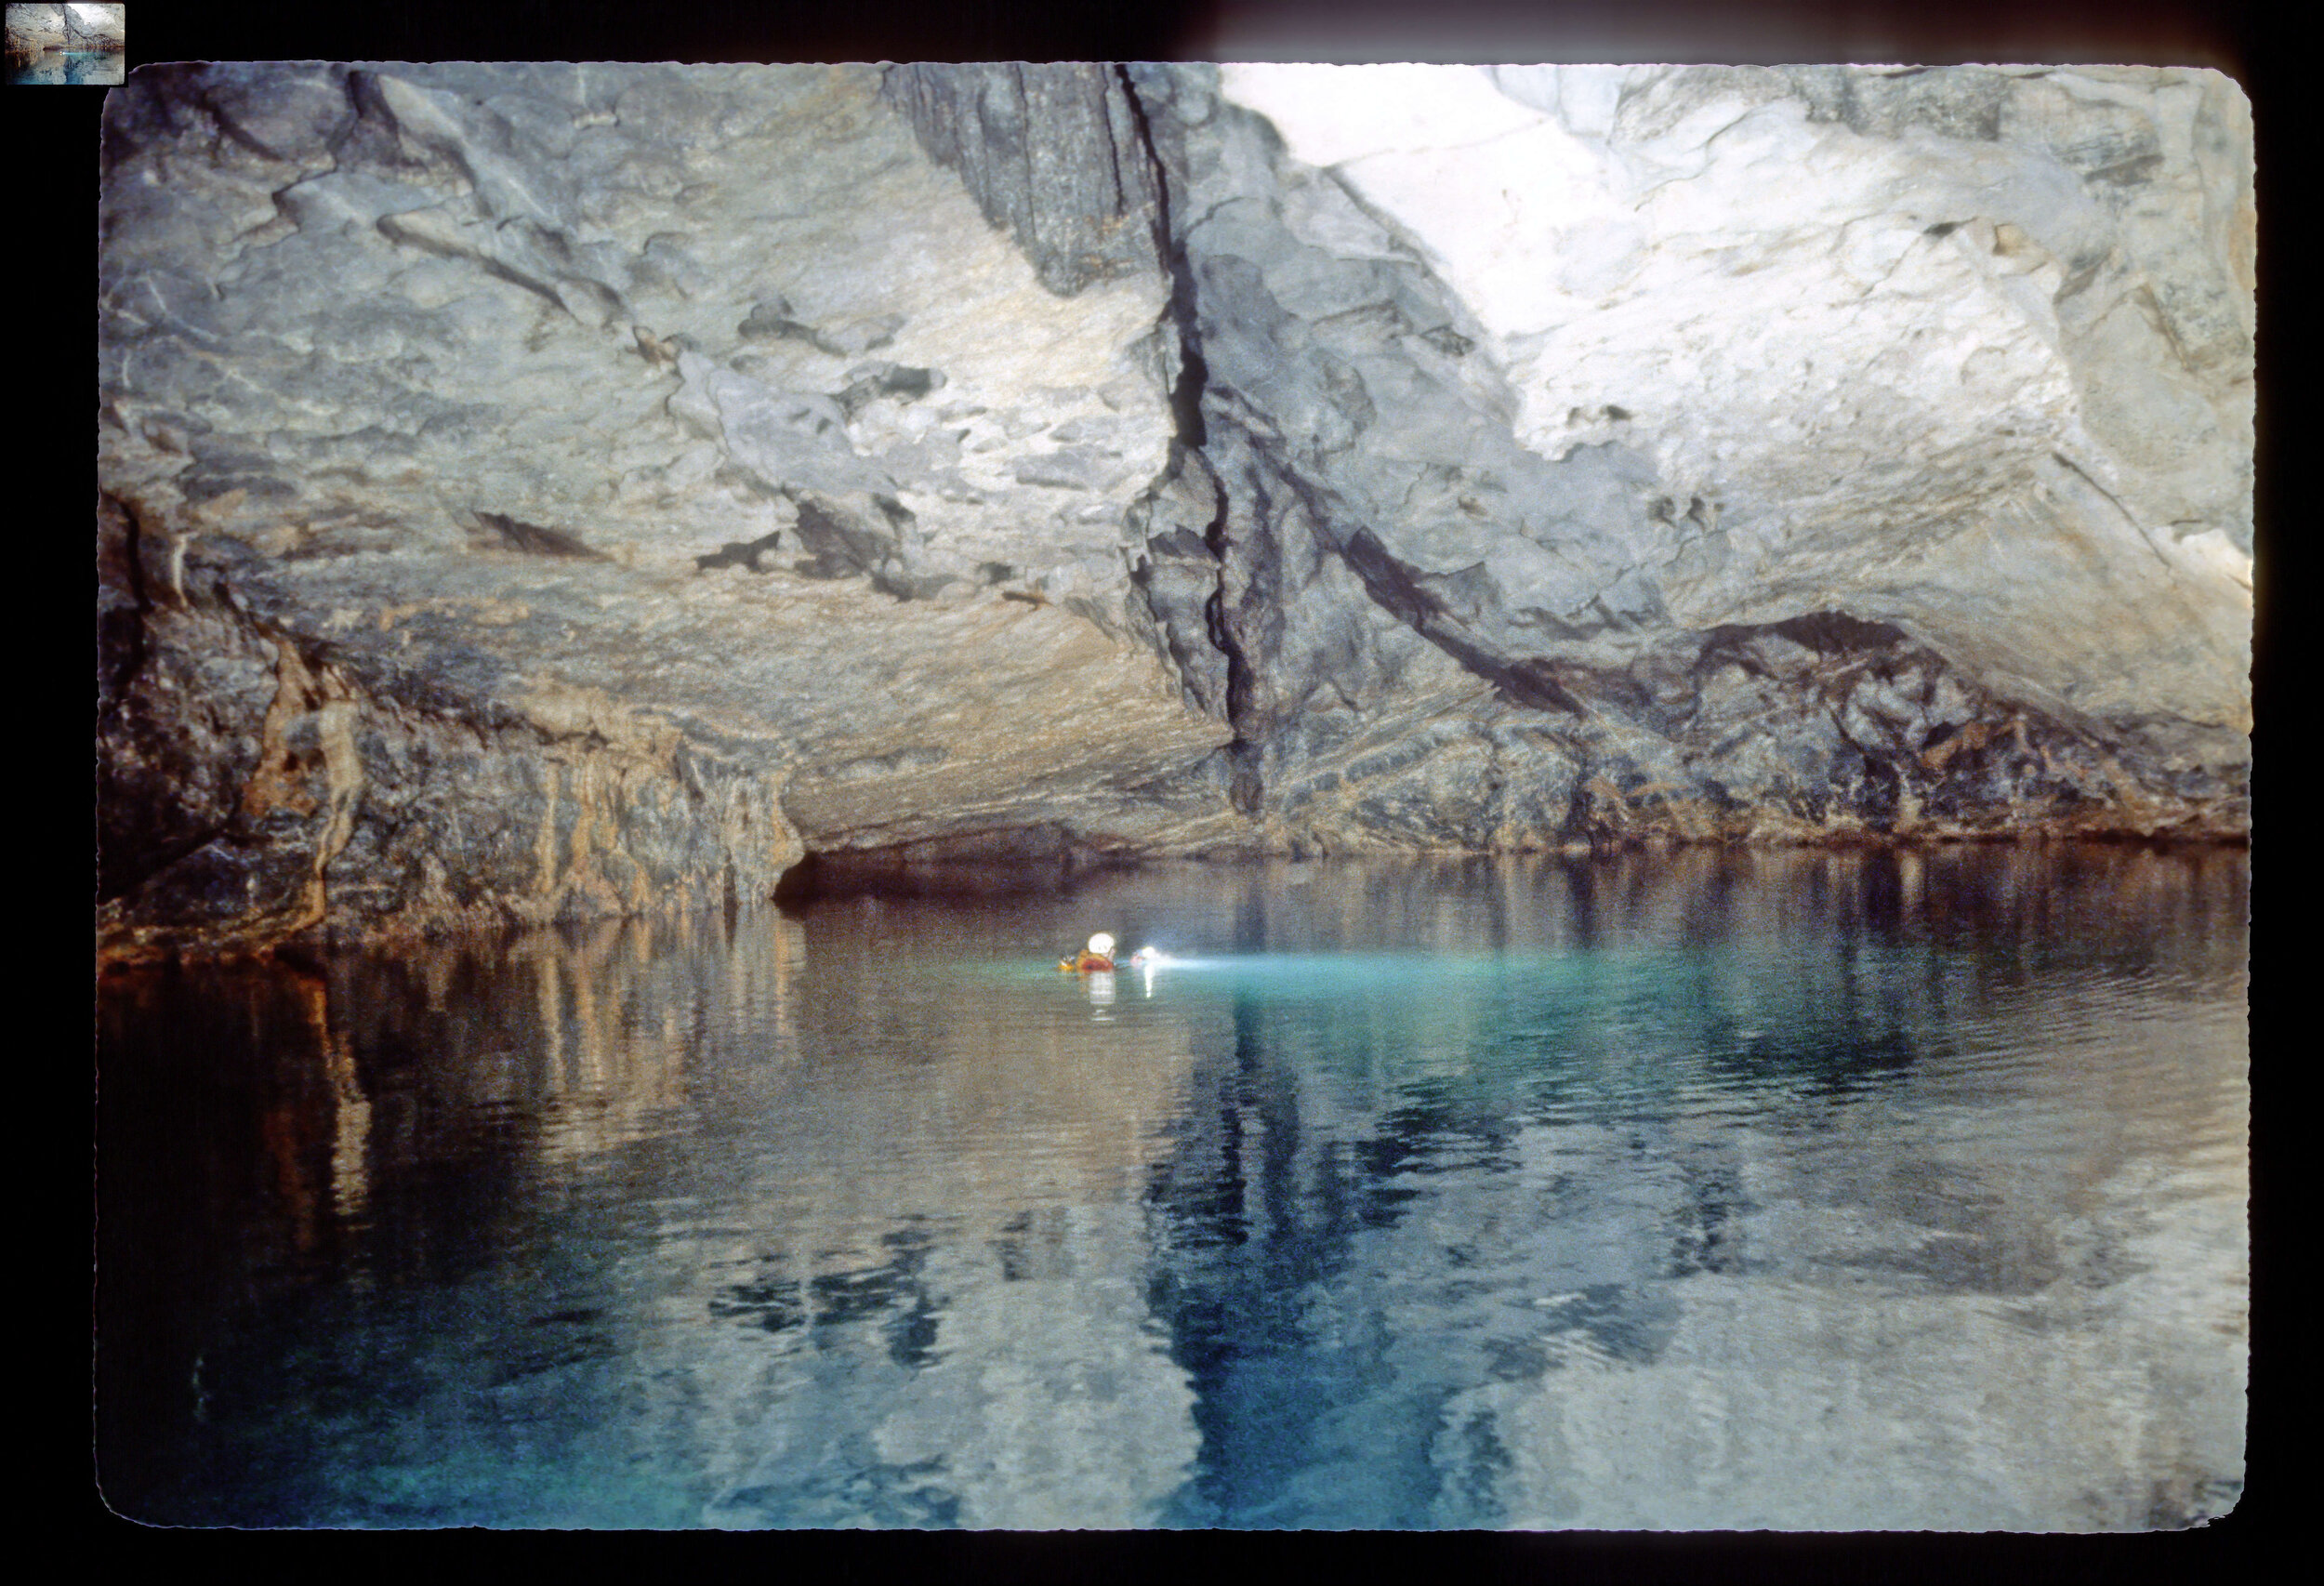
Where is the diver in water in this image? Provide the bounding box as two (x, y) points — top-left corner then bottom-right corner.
(1060, 932), (1116, 973)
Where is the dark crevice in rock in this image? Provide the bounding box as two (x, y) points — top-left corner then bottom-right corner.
(1112, 65), (1241, 743)
(880, 63), (1164, 297)
(783, 491), (950, 601)
(98, 491), (152, 707)
(1116, 65), (1208, 451)
(837, 364), (944, 418)
(97, 800), (237, 909)
(339, 70), (439, 181)
(476, 255), (572, 314)
(788, 496), (891, 580)
(1204, 443), (1294, 817)
(775, 829), (1141, 909)
(1338, 529), (1587, 717)
(693, 529), (786, 574)
(472, 509), (607, 561)
(739, 297), (845, 352)
(1769, 610), (1911, 654)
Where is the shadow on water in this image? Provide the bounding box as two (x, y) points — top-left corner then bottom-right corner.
(97, 843), (2247, 1529)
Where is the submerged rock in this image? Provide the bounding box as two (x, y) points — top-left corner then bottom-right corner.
(96, 61), (2251, 958)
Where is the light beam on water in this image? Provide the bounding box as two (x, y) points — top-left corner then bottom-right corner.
(96, 845), (2249, 1530)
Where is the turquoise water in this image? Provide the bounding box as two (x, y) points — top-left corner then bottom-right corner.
(97, 845), (2248, 1529)
(8, 48), (122, 86)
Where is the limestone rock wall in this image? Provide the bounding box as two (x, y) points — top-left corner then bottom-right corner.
(96, 61), (2252, 958)
(1110, 63), (2251, 853)
(99, 496), (800, 961)
(879, 63), (1167, 297)
(96, 62), (1220, 958)
(10, 5), (125, 60)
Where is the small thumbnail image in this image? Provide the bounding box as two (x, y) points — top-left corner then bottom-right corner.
(7, 4), (125, 86)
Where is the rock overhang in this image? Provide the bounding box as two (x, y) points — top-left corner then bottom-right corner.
(1211, 63), (2251, 737)
(95, 60), (2253, 958)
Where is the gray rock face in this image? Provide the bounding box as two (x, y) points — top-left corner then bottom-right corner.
(7, 4), (125, 59)
(96, 61), (2251, 958)
(1109, 63), (2251, 854)
(98, 495), (799, 960)
(880, 63), (1166, 297)
(97, 61), (1214, 958)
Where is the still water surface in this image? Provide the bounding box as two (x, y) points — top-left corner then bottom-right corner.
(98, 845), (2248, 1529)
(9, 48), (123, 86)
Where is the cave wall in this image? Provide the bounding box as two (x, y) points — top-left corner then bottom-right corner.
(95, 62), (2252, 959)
(8, 4), (125, 58)
(97, 62), (1224, 959)
(1110, 63), (2251, 853)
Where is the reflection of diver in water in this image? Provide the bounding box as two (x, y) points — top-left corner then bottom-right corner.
(1060, 932), (1116, 973)
(1057, 936), (1177, 972)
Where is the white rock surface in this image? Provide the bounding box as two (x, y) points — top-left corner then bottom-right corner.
(1221, 63), (2253, 758)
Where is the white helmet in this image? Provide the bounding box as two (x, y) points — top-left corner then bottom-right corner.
(1088, 932), (1116, 957)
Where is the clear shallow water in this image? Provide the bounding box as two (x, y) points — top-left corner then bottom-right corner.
(97, 845), (2248, 1530)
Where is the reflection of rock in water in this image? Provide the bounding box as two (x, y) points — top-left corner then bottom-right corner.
(103, 897), (1210, 1526)
(5, 5), (124, 79)
(1131, 847), (2244, 1530)
(1447, 993), (2246, 1532)
(622, 902), (1209, 1527)
(9, 51), (125, 86)
(1490, 1243), (2244, 1530)
(1073, 845), (2248, 985)
(864, 1203), (1201, 1529)
(681, 1203), (1202, 1529)
(99, 845), (2243, 1528)
(341, 909), (785, 1173)
(97, 955), (368, 1515)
